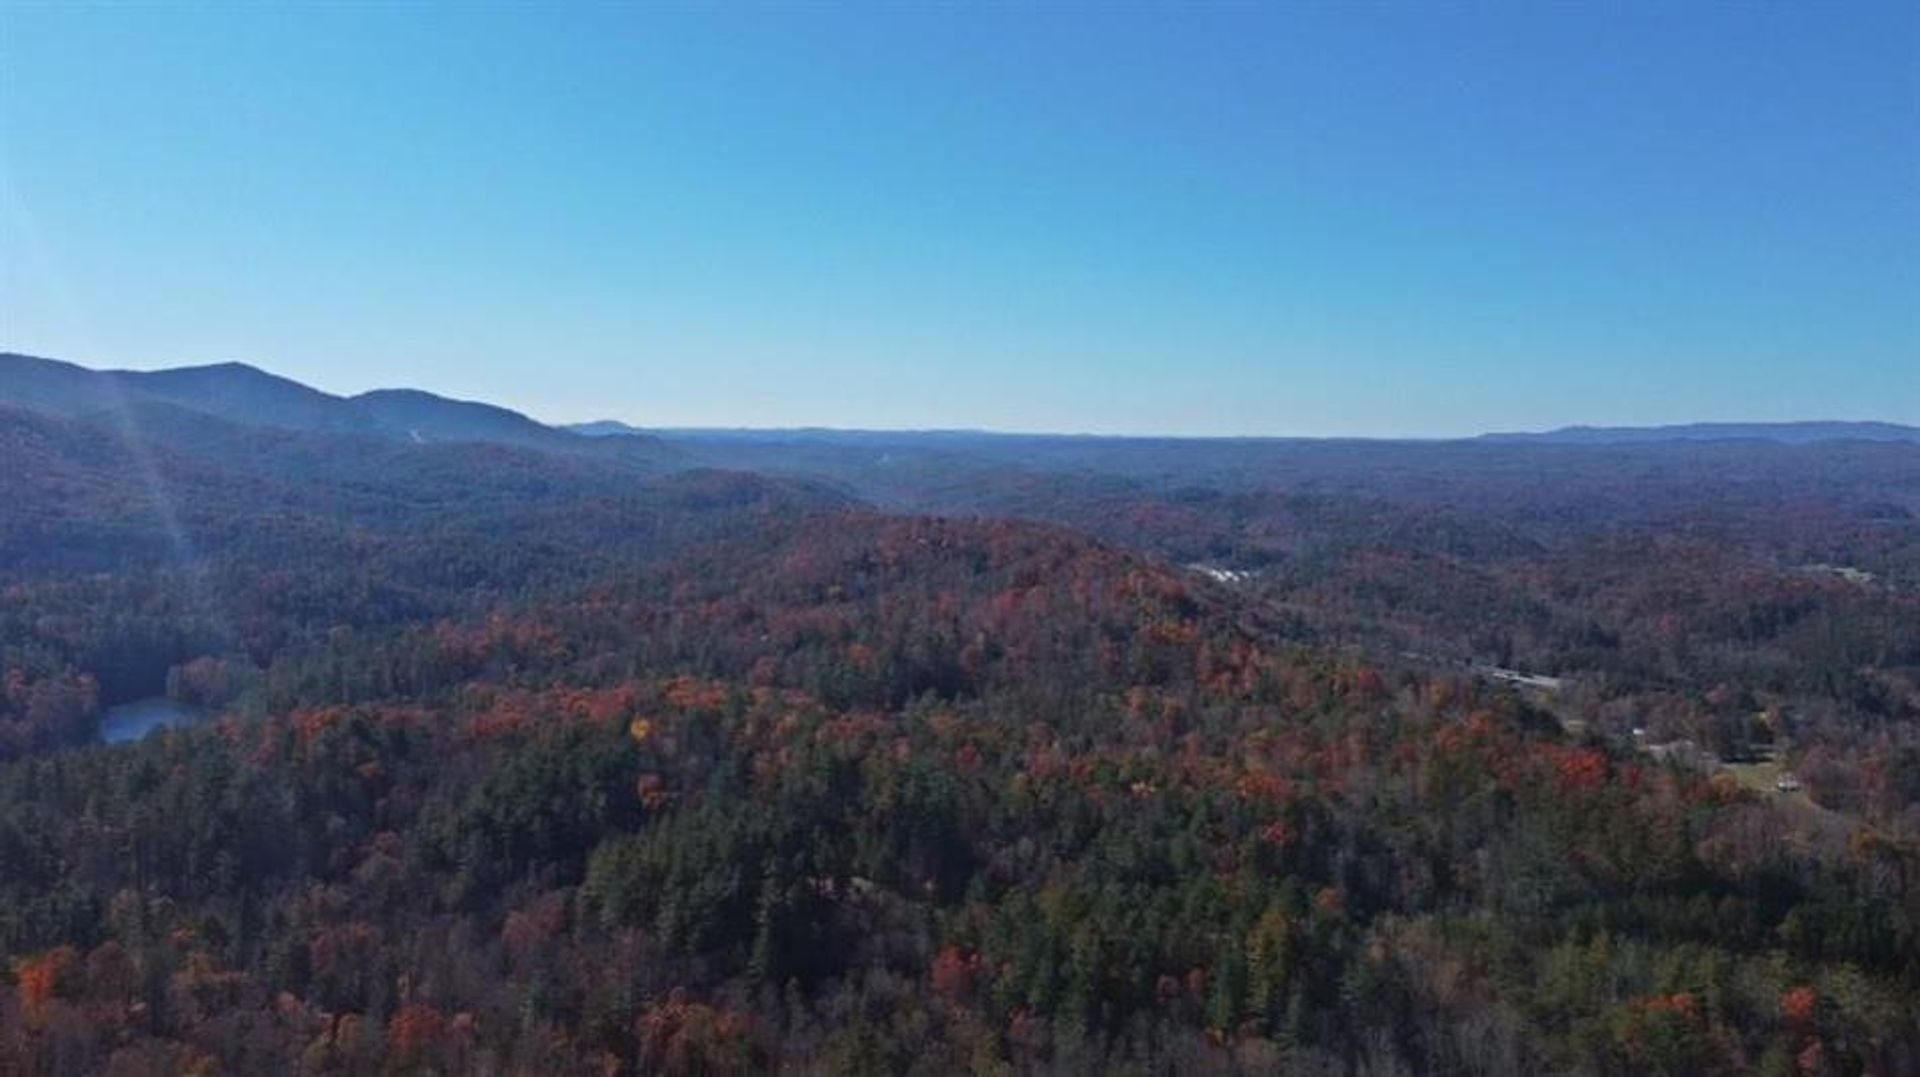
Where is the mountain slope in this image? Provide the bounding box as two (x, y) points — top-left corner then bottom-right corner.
(567, 419), (649, 437)
(0, 353), (120, 414)
(1480, 420), (1920, 444)
(354, 387), (581, 450)
(0, 400), (846, 580)
(130, 361), (387, 434)
(0, 352), (673, 458)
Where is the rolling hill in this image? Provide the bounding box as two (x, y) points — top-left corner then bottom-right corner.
(0, 352), (661, 456)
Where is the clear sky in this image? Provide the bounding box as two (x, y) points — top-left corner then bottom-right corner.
(2, 4), (1915, 436)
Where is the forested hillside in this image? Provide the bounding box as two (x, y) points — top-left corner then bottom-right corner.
(1, 369), (1916, 1075)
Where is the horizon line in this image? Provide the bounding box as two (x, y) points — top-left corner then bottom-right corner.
(6, 348), (1917, 444)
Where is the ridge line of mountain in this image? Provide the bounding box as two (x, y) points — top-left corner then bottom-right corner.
(5, 351), (1915, 447)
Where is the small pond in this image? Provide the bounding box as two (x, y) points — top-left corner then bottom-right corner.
(99, 697), (208, 744)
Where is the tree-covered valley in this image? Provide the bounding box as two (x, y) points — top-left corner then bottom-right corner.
(2, 355), (1917, 1075)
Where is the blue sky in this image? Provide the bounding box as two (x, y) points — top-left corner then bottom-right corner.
(2, 4), (1914, 436)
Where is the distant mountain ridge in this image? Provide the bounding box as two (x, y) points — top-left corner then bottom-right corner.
(0, 352), (615, 454)
(566, 419), (650, 438)
(1480, 421), (1920, 444)
(7, 353), (1912, 450)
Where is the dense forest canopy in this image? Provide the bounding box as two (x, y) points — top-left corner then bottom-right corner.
(1, 357), (1916, 1074)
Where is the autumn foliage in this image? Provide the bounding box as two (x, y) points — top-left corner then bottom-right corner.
(0, 409), (1916, 1074)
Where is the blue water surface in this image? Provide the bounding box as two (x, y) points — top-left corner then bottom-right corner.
(99, 697), (206, 744)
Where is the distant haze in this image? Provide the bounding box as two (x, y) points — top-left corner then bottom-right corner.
(7, 352), (1914, 447)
